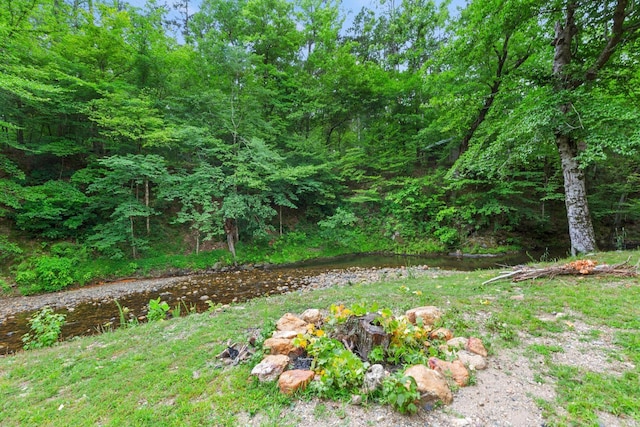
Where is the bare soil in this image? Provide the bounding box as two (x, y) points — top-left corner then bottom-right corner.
(239, 347), (554, 427)
(240, 316), (638, 426)
(240, 325), (638, 427)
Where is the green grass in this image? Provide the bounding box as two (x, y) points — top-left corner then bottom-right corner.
(1, 251), (638, 426)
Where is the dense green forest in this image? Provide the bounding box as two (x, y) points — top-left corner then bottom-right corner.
(1, 0), (639, 292)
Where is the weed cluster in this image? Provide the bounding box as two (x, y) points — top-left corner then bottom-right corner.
(147, 297), (170, 321)
(21, 306), (66, 350)
(289, 303), (454, 414)
(381, 373), (421, 414)
(301, 332), (367, 399)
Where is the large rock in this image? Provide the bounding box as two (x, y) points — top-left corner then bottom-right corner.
(251, 355), (290, 382)
(278, 369), (315, 395)
(362, 364), (389, 394)
(466, 337), (488, 357)
(457, 350), (488, 370)
(446, 337), (468, 350)
(405, 306), (442, 326)
(404, 365), (453, 405)
(428, 357), (470, 387)
(300, 308), (324, 325)
(429, 328), (453, 341)
(276, 313), (308, 333)
(263, 337), (302, 357)
(271, 330), (300, 340)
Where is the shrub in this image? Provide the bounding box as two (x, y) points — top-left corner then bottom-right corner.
(14, 180), (91, 239)
(50, 242), (89, 262)
(0, 278), (11, 294)
(15, 256), (76, 295)
(0, 235), (22, 262)
(22, 306), (66, 350)
(318, 208), (361, 247)
(375, 307), (444, 365)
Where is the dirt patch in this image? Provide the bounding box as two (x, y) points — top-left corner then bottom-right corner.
(237, 348), (553, 427)
(239, 314), (639, 427)
(528, 315), (636, 375)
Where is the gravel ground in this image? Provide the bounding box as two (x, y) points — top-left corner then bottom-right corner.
(0, 276), (187, 323)
(238, 347), (554, 427)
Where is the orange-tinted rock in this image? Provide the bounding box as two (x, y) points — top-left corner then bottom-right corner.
(428, 358), (470, 387)
(250, 355), (290, 382)
(300, 309), (324, 325)
(404, 364), (453, 405)
(429, 328), (453, 341)
(271, 330), (300, 340)
(278, 369), (315, 395)
(466, 337), (488, 357)
(405, 306), (442, 326)
(276, 313), (308, 333)
(263, 337), (301, 357)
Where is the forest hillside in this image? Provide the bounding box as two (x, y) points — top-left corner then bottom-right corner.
(1, 0), (639, 292)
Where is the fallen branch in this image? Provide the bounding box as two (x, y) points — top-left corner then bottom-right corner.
(482, 259), (637, 285)
(216, 339), (255, 365)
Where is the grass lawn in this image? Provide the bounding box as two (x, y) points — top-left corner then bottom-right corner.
(1, 251), (638, 426)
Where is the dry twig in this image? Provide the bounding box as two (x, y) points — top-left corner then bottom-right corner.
(482, 259), (637, 285)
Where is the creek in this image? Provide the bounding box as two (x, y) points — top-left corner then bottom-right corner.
(0, 252), (542, 354)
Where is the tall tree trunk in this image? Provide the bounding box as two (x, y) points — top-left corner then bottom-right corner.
(552, 2), (597, 254)
(556, 135), (596, 255)
(549, 0), (635, 253)
(459, 83), (499, 155)
(130, 216), (137, 259)
(224, 218), (237, 259)
(145, 178), (150, 234)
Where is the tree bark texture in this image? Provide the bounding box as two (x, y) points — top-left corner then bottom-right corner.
(552, 2), (596, 254)
(556, 136), (596, 255)
(145, 178), (150, 234)
(130, 216), (137, 259)
(224, 218), (237, 259)
(334, 314), (390, 361)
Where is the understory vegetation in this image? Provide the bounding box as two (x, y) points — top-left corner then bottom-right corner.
(1, 0), (640, 294)
(0, 251), (638, 426)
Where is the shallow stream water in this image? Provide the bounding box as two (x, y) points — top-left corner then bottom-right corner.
(0, 252), (542, 354)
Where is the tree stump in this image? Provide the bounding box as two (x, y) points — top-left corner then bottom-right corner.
(335, 313), (390, 361)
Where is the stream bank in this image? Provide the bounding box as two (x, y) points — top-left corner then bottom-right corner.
(1, 251), (538, 353)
